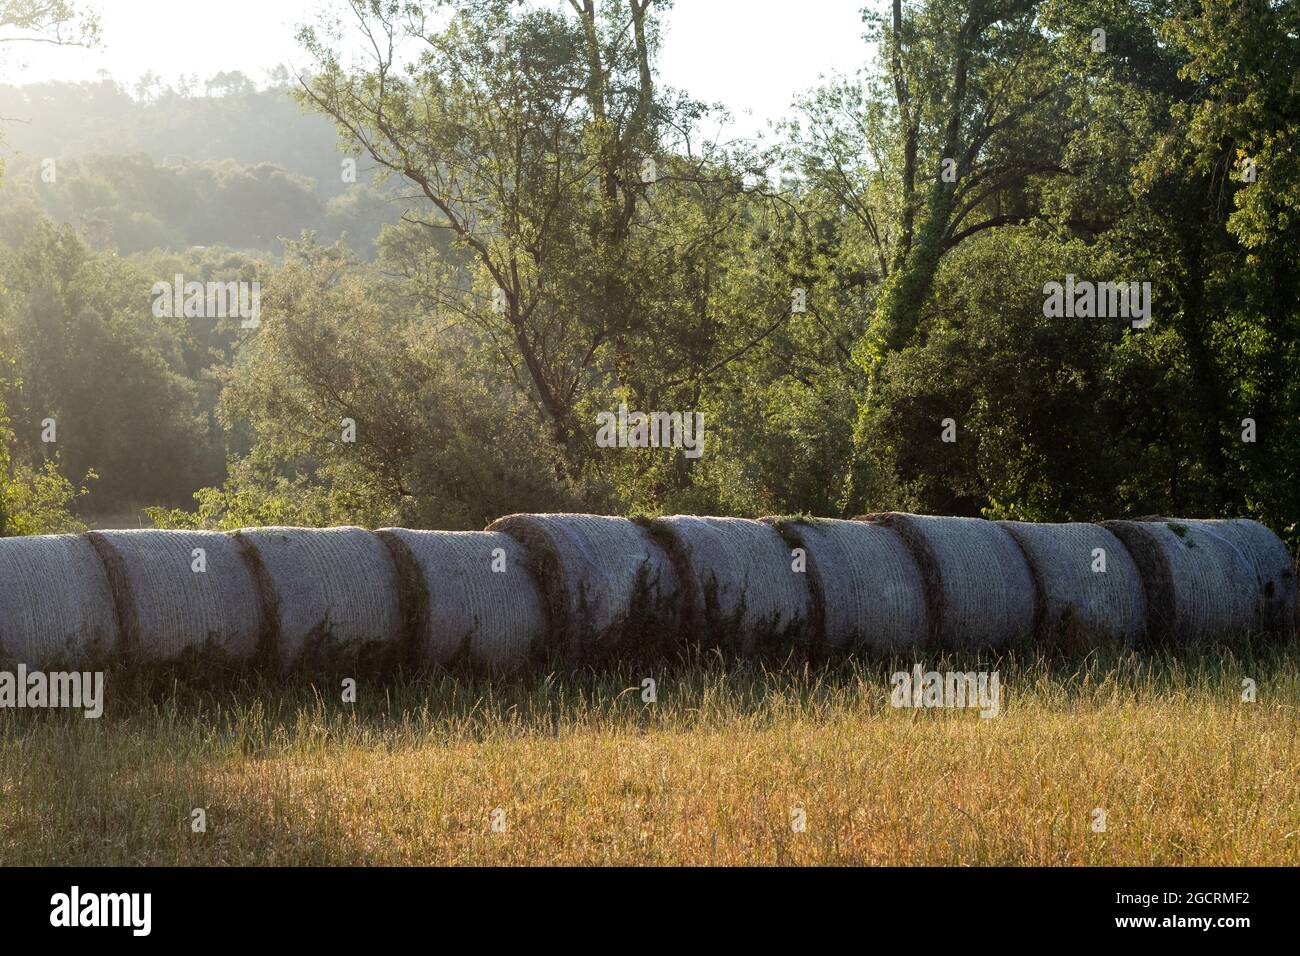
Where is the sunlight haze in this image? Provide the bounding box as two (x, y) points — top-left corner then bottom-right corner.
(0, 0), (874, 134)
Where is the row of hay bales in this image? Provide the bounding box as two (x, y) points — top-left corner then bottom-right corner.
(0, 527), (546, 670)
(0, 515), (1294, 669)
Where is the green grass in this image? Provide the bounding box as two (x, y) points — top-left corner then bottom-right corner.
(1, 642), (1297, 865)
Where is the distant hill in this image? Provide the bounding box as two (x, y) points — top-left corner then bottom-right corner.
(0, 74), (407, 256)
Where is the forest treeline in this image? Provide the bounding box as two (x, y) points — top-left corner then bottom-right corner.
(0, 0), (1296, 549)
(0, 73), (398, 254)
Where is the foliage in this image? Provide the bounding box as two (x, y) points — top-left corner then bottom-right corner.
(0, 0), (1296, 551)
(0, 357), (89, 536)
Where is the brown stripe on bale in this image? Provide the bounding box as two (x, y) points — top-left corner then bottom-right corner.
(485, 515), (567, 656)
(87, 530), (260, 661)
(231, 530), (282, 669)
(762, 517), (829, 656)
(233, 527), (403, 666)
(998, 522), (1146, 649)
(0, 534), (119, 666)
(486, 514), (679, 663)
(767, 516), (928, 654)
(856, 513), (1038, 651)
(633, 515), (697, 646)
(84, 531), (141, 657)
(1003, 528), (1049, 648)
(378, 529), (545, 671)
(374, 530), (430, 671)
(853, 514), (942, 652)
(1138, 518), (1297, 638)
(1100, 520), (1258, 646)
(650, 516), (811, 658)
(1099, 521), (1172, 647)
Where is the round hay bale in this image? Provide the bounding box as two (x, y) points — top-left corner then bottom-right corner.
(376, 529), (545, 671)
(650, 516), (811, 656)
(0, 534), (118, 666)
(1132, 518), (1295, 638)
(486, 513), (679, 661)
(997, 521), (1146, 647)
(855, 513), (1038, 650)
(1099, 520), (1258, 645)
(86, 530), (260, 661)
(764, 517), (928, 653)
(233, 527), (402, 664)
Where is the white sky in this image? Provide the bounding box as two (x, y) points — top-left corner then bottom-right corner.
(0, 0), (876, 137)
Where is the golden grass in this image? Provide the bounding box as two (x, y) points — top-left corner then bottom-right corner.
(0, 645), (1297, 865)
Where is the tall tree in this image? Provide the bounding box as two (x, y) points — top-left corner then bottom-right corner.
(789, 0), (1069, 360)
(296, 0), (666, 457)
(0, 0), (98, 51)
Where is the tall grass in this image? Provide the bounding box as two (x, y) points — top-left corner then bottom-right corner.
(1, 642), (1296, 865)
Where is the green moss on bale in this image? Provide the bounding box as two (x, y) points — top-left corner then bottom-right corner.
(376, 529), (545, 672)
(651, 516), (812, 657)
(487, 514), (679, 663)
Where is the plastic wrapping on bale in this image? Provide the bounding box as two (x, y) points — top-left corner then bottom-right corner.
(233, 526), (402, 664)
(0, 534), (118, 666)
(376, 529), (545, 670)
(998, 521), (1146, 647)
(486, 514), (679, 660)
(856, 513), (1038, 650)
(1100, 520), (1259, 645)
(651, 516), (811, 656)
(86, 529), (260, 661)
(1139, 518), (1297, 638)
(764, 517), (927, 653)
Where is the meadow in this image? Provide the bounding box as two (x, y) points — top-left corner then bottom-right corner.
(1, 642), (1296, 866)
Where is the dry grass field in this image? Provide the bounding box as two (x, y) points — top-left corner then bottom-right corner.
(1, 643), (1297, 866)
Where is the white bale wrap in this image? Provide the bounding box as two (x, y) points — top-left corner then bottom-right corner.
(998, 521), (1147, 647)
(764, 517), (928, 652)
(1100, 520), (1259, 645)
(0, 534), (118, 665)
(486, 514), (679, 660)
(376, 529), (545, 670)
(233, 526), (402, 663)
(1143, 518), (1297, 638)
(651, 516), (811, 656)
(857, 513), (1038, 650)
(86, 529), (260, 661)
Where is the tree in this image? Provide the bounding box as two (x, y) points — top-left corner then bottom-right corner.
(295, 0), (669, 460)
(787, 0), (1069, 361)
(1141, 0), (1300, 540)
(0, 355), (88, 536)
(0, 1), (100, 176)
(0, 220), (212, 512)
(197, 238), (580, 530)
(0, 1), (99, 48)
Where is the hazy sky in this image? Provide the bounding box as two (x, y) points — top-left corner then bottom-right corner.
(0, 0), (875, 137)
